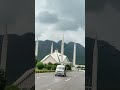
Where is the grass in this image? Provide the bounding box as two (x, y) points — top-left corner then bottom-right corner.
(35, 68), (72, 73)
(35, 69), (55, 73)
(35, 68), (55, 73)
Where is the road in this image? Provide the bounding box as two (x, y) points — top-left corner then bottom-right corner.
(35, 70), (85, 90)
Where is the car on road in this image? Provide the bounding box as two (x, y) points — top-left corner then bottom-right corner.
(55, 65), (66, 77)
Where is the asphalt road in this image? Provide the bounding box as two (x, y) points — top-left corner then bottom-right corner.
(35, 70), (85, 90)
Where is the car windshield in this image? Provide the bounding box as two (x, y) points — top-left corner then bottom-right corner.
(57, 67), (65, 70)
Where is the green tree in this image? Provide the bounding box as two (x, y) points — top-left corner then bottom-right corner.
(54, 63), (60, 66)
(36, 62), (44, 70)
(43, 64), (47, 68)
(51, 65), (56, 70)
(48, 62), (53, 65)
(46, 65), (52, 70)
(77, 66), (81, 68)
(65, 64), (71, 70)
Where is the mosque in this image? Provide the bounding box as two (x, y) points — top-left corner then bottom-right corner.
(40, 49), (71, 65)
(35, 35), (77, 66)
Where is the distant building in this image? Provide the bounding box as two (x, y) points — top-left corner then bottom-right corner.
(41, 50), (71, 65)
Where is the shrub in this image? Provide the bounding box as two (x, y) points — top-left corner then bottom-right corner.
(54, 63), (60, 66)
(51, 65), (56, 70)
(36, 62), (44, 70)
(77, 66), (81, 68)
(46, 65), (52, 70)
(65, 64), (71, 70)
(43, 64), (47, 68)
(48, 62), (53, 65)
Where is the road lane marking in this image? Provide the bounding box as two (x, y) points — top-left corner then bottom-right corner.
(65, 78), (71, 81)
(42, 76), (47, 77)
(36, 77), (41, 78)
(36, 76), (47, 79)
(48, 89), (51, 90)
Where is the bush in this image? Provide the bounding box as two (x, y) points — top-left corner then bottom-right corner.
(35, 70), (55, 73)
(48, 62), (53, 65)
(54, 63), (60, 66)
(66, 64), (71, 70)
(77, 66), (81, 68)
(46, 65), (52, 70)
(42, 68), (48, 70)
(36, 62), (60, 70)
(51, 65), (56, 70)
(44, 64), (47, 68)
(36, 62), (44, 70)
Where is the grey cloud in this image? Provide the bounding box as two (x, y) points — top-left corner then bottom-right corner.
(47, 0), (85, 28)
(35, 0), (85, 45)
(37, 11), (58, 24)
(56, 18), (79, 31)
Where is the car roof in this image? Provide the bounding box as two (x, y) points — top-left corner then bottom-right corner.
(57, 65), (65, 67)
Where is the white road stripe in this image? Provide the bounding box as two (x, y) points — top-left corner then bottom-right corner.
(48, 89), (51, 90)
(65, 78), (71, 81)
(42, 76), (47, 77)
(36, 76), (47, 79)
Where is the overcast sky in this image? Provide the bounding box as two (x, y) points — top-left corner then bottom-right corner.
(35, 0), (85, 47)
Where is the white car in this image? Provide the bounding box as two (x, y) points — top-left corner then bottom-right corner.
(55, 65), (66, 77)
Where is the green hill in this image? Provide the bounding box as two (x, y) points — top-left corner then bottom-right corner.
(36, 40), (85, 65)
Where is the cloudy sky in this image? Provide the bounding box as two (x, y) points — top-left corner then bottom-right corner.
(35, 0), (85, 47)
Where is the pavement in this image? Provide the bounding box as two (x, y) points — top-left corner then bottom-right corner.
(35, 70), (85, 90)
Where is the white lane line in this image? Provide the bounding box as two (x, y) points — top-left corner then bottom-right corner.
(48, 89), (51, 90)
(36, 77), (41, 79)
(65, 78), (71, 82)
(36, 76), (47, 79)
(42, 76), (48, 77)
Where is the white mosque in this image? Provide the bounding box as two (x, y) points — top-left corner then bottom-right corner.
(40, 49), (71, 65)
(35, 35), (77, 66)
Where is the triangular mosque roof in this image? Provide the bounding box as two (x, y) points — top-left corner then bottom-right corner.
(41, 50), (70, 63)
